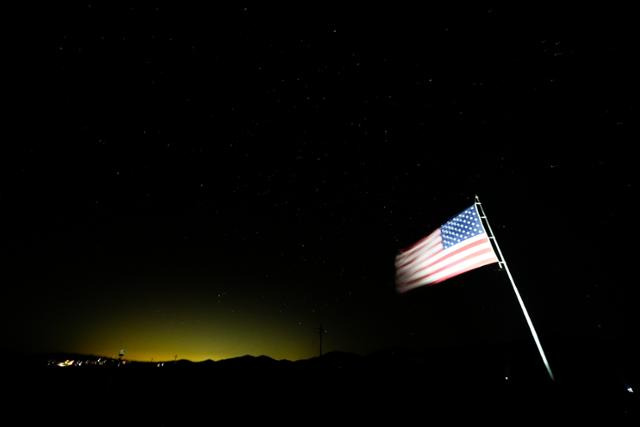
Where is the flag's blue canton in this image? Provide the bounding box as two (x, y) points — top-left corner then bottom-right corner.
(441, 205), (485, 249)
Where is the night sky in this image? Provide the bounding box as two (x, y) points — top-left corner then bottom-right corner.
(3, 5), (637, 362)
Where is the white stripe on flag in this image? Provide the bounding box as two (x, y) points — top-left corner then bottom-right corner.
(397, 252), (498, 293)
(396, 233), (488, 277)
(396, 236), (494, 284)
(396, 232), (499, 291)
(395, 234), (443, 269)
(395, 230), (441, 263)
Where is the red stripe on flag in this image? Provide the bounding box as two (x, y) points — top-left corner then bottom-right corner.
(397, 229), (440, 260)
(395, 235), (442, 269)
(396, 255), (497, 293)
(396, 246), (496, 288)
(429, 257), (499, 285)
(396, 237), (488, 280)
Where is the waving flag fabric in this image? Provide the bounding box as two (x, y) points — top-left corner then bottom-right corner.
(395, 204), (500, 293)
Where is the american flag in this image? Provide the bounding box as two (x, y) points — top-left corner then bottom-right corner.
(395, 204), (500, 293)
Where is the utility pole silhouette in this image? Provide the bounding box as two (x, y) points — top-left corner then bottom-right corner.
(316, 325), (326, 357)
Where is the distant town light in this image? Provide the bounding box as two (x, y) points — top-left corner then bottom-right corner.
(626, 386), (634, 394)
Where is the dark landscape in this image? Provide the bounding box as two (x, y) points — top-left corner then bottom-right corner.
(5, 337), (638, 423)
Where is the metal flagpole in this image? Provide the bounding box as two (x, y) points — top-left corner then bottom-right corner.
(474, 195), (555, 381)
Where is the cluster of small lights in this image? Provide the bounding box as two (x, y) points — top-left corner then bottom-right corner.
(47, 357), (181, 368)
(48, 357), (118, 368)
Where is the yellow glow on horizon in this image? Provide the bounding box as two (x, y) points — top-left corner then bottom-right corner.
(63, 303), (318, 362)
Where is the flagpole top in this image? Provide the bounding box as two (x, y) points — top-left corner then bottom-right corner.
(474, 194), (481, 203)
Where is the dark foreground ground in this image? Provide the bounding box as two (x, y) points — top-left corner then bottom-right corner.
(3, 343), (638, 424)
